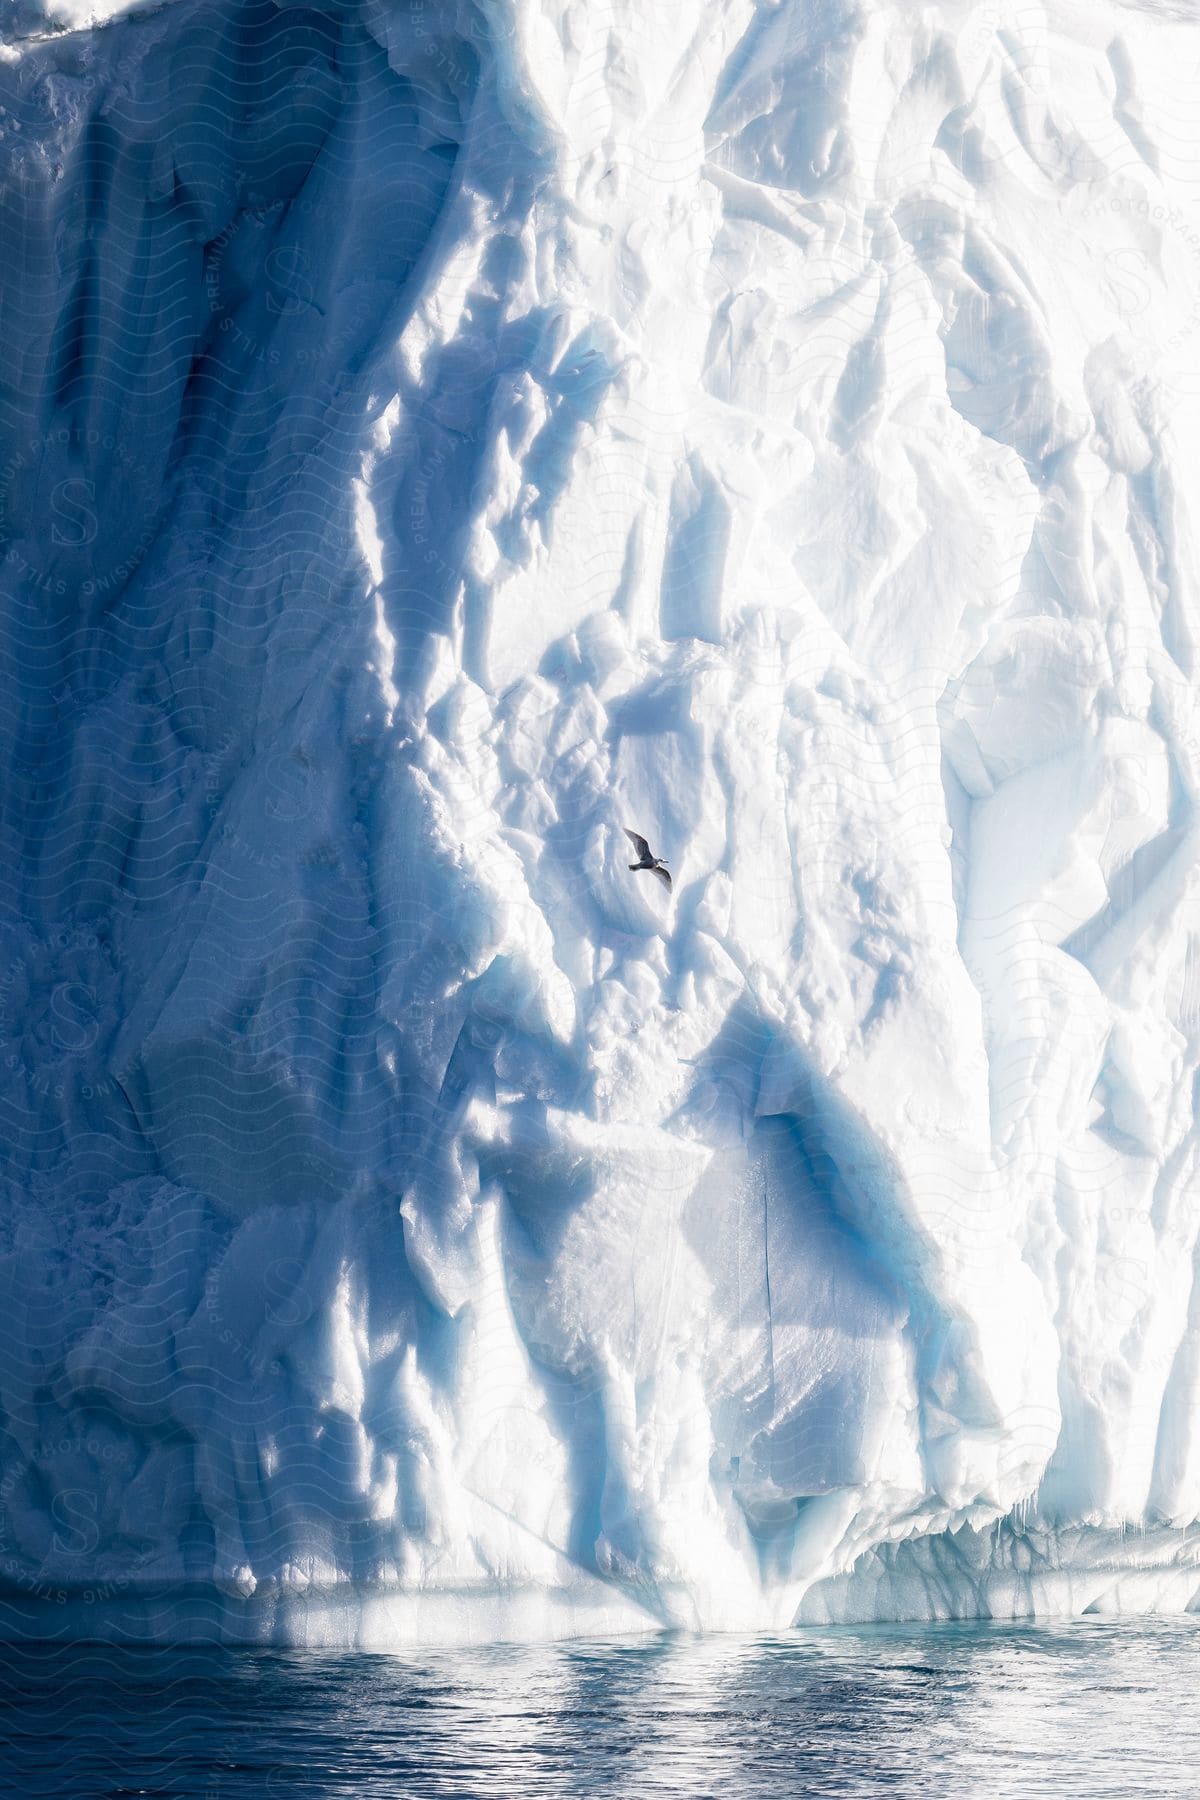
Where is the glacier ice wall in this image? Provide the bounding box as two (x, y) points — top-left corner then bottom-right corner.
(1, 0), (1200, 1642)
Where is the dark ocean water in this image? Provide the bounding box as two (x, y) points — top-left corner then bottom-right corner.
(0, 1617), (1195, 1798)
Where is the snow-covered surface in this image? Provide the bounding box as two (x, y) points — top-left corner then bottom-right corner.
(0, 0), (1199, 1643)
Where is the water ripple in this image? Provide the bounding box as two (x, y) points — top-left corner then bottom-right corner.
(0, 1618), (1197, 1798)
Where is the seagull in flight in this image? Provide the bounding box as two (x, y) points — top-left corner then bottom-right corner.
(624, 828), (671, 890)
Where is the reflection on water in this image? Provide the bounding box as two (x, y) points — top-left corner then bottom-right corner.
(0, 1617), (1195, 1798)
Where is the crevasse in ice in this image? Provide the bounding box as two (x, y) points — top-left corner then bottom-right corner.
(0, 0), (1199, 1641)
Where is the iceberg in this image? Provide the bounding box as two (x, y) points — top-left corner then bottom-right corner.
(0, 0), (1199, 1643)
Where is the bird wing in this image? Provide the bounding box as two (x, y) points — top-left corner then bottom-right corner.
(652, 864), (672, 890)
(624, 828), (651, 860)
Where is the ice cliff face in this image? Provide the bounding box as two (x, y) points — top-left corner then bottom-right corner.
(0, 0), (1199, 1642)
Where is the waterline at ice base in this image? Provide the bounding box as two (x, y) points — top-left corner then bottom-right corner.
(1, 0), (1199, 1646)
